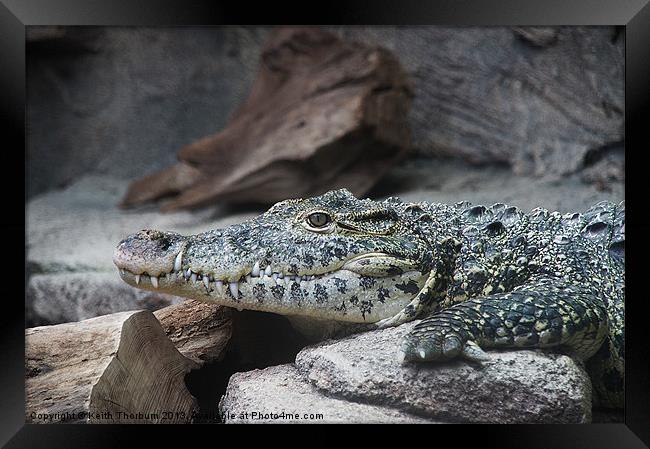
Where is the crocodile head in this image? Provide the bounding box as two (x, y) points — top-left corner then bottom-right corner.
(113, 189), (439, 323)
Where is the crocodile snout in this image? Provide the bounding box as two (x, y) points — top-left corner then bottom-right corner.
(113, 229), (187, 277)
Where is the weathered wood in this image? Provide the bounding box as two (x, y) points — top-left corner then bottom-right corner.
(119, 27), (412, 210)
(154, 299), (232, 366)
(25, 303), (232, 424)
(87, 311), (199, 423)
(26, 310), (190, 423)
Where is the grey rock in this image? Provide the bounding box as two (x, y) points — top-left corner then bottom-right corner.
(26, 175), (258, 274)
(27, 27), (623, 198)
(512, 27), (559, 47)
(218, 364), (437, 423)
(294, 322), (592, 423)
(372, 157), (624, 214)
(27, 27), (269, 198)
(26, 271), (183, 326)
(333, 26), (623, 179)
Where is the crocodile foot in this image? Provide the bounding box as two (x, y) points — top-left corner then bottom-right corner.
(398, 320), (489, 364)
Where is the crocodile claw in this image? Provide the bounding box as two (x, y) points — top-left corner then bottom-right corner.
(398, 325), (488, 364)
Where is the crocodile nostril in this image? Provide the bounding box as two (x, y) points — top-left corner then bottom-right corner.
(138, 229), (162, 240)
(158, 238), (172, 251)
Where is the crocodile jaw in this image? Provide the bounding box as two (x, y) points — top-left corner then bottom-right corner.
(116, 253), (426, 323)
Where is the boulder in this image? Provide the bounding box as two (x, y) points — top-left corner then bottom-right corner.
(26, 272), (182, 326)
(221, 321), (593, 424)
(218, 364), (436, 423)
(294, 322), (592, 423)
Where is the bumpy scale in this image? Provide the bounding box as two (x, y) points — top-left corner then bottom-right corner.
(113, 189), (624, 408)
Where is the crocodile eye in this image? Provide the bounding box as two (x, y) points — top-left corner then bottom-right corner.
(305, 211), (332, 229)
(306, 211), (332, 228)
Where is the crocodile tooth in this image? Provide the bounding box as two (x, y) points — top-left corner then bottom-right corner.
(272, 273), (279, 280)
(265, 265), (272, 276)
(151, 276), (159, 288)
(135, 274), (141, 285)
(229, 282), (239, 298)
(277, 272), (284, 279)
(203, 276), (210, 290)
(251, 262), (260, 277)
(215, 280), (224, 295)
(174, 250), (183, 272)
(185, 268), (192, 280)
(245, 275), (251, 283)
(191, 272), (197, 283)
(418, 349), (426, 359)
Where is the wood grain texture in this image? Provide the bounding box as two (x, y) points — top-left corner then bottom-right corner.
(25, 303), (232, 423)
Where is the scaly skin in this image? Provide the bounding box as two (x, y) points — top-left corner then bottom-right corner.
(113, 189), (624, 408)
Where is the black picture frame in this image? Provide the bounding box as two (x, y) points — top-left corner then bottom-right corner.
(5, 0), (649, 447)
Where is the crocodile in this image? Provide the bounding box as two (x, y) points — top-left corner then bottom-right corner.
(113, 188), (625, 409)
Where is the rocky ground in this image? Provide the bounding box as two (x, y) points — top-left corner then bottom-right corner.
(220, 321), (592, 423)
(25, 155), (624, 423)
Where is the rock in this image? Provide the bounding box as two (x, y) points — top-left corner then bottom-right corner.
(27, 27), (268, 198)
(370, 156), (625, 214)
(334, 26), (623, 179)
(28, 27), (622, 200)
(27, 175), (254, 275)
(580, 143), (625, 191)
(26, 271), (183, 327)
(218, 364), (437, 423)
(512, 27), (559, 47)
(294, 322), (592, 423)
(120, 27), (412, 210)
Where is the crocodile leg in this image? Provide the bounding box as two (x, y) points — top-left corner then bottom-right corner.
(374, 269), (442, 328)
(399, 277), (610, 364)
(375, 236), (461, 329)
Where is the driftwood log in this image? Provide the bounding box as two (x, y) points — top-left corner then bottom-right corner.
(153, 300), (232, 365)
(119, 27), (412, 211)
(25, 301), (231, 424)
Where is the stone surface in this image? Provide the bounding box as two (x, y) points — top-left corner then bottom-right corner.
(369, 156), (624, 214)
(26, 272), (182, 327)
(334, 26), (623, 179)
(26, 175), (255, 275)
(218, 364), (436, 423)
(293, 322), (592, 423)
(27, 27), (623, 199)
(27, 27), (267, 198)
